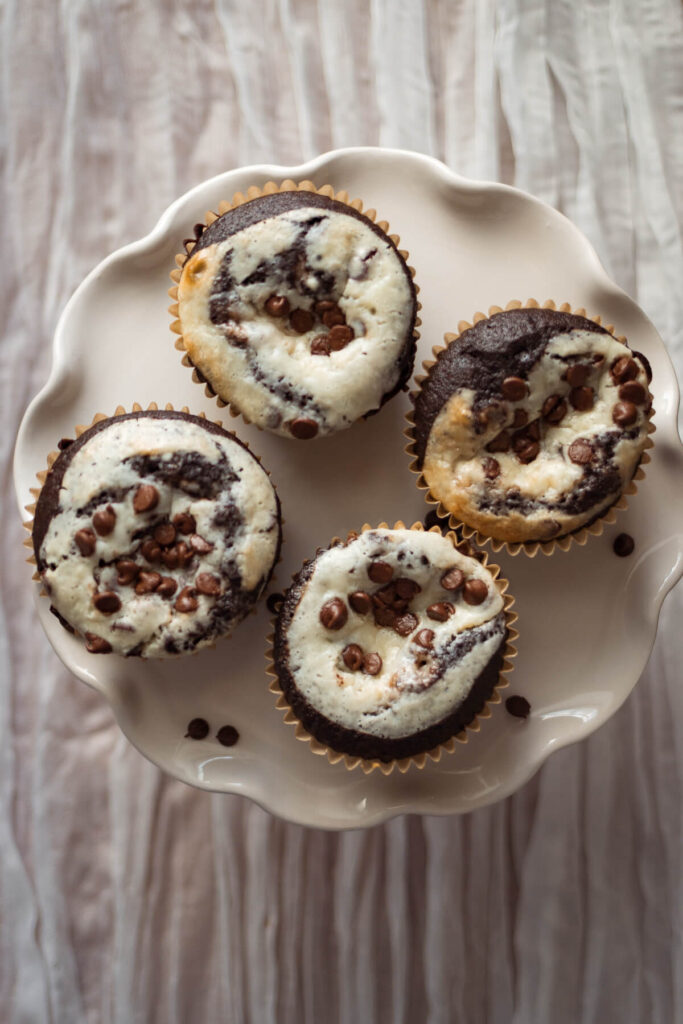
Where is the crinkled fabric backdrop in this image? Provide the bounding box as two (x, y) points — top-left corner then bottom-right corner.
(1, 1), (682, 1022)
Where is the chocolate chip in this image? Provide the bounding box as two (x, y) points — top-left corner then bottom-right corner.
(175, 586), (199, 613)
(349, 591), (372, 615)
(427, 602), (454, 622)
(174, 541), (194, 567)
(161, 547), (179, 570)
(85, 633), (112, 654)
(265, 295), (290, 317)
(185, 718), (209, 740)
(618, 381), (647, 405)
(290, 308), (314, 333)
(57, 437), (74, 450)
(505, 695), (531, 719)
(526, 420), (541, 441)
(414, 628), (435, 649)
(514, 438), (540, 464)
(116, 559), (139, 585)
(374, 605), (397, 629)
(133, 484), (159, 513)
(136, 571), (162, 594)
(93, 591), (121, 614)
(320, 598), (348, 630)
(394, 613), (418, 637)
(314, 300), (336, 314)
(512, 409), (528, 428)
(328, 325), (353, 350)
(613, 532), (635, 557)
(612, 401), (638, 427)
(196, 572), (221, 595)
(93, 505), (116, 536)
(189, 534), (213, 554)
(482, 457), (501, 480)
(565, 363), (590, 387)
(342, 644), (364, 671)
(289, 418), (318, 440)
(611, 356), (638, 384)
(75, 528), (96, 556)
(173, 512), (196, 535)
(568, 439), (593, 465)
(321, 307), (345, 328)
(570, 386), (594, 411)
(368, 560), (393, 584)
(501, 376), (527, 401)
(266, 592), (284, 614)
(463, 579), (488, 605)
(362, 652), (382, 675)
(441, 568), (464, 591)
(154, 523), (176, 546)
(310, 335), (331, 356)
(542, 394), (567, 424)
(395, 577), (421, 600)
(140, 538), (162, 564)
(157, 577), (178, 598)
(216, 725), (239, 747)
(486, 430), (511, 454)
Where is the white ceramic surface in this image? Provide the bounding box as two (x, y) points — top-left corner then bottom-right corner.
(14, 148), (683, 830)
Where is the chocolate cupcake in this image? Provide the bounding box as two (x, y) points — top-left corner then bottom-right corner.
(31, 408), (281, 657)
(171, 183), (418, 439)
(409, 302), (654, 549)
(270, 525), (516, 769)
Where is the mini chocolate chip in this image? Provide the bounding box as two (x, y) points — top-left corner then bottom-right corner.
(570, 386), (594, 411)
(610, 356), (638, 384)
(93, 591), (121, 614)
(394, 613), (418, 637)
(136, 571), (162, 594)
(185, 718), (209, 740)
(93, 505), (116, 536)
(116, 559), (139, 586)
(568, 439), (593, 465)
(140, 538), (162, 564)
(486, 430), (511, 454)
(133, 484), (159, 513)
(368, 560), (393, 584)
(265, 295), (290, 317)
(75, 528), (96, 556)
(290, 308), (314, 333)
(196, 572), (221, 595)
(342, 644), (364, 671)
(154, 523), (176, 546)
(542, 394), (567, 424)
(414, 628), (435, 649)
(395, 577), (421, 600)
(175, 586), (199, 613)
(266, 592), (284, 614)
(157, 577), (178, 598)
(618, 381), (647, 405)
(321, 307), (345, 328)
(320, 598), (348, 630)
(613, 532), (635, 557)
(57, 437), (74, 450)
(612, 401), (638, 427)
(463, 579), (488, 605)
(216, 725), (239, 747)
(514, 439), (540, 464)
(189, 533), (213, 554)
(362, 652), (382, 675)
(482, 457), (501, 480)
(349, 591), (372, 615)
(161, 547), (180, 570)
(289, 418), (318, 440)
(85, 633), (112, 654)
(173, 512), (196, 535)
(505, 695), (531, 719)
(310, 335), (331, 356)
(565, 363), (590, 388)
(328, 324), (353, 350)
(441, 568), (464, 591)
(427, 602), (454, 622)
(501, 376), (527, 401)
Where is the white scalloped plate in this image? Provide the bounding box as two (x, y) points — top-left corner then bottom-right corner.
(14, 148), (683, 830)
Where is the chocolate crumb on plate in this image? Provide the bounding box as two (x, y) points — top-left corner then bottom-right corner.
(186, 718), (210, 740)
(613, 532), (635, 557)
(216, 725), (239, 747)
(505, 695), (531, 719)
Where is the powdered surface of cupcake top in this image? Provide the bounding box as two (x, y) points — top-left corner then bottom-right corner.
(413, 308), (652, 543)
(178, 191), (417, 439)
(33, 411), (280, 657)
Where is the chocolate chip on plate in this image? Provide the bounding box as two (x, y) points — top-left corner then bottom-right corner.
(185, 718), (209, 740)
(216, 725), (239, 747)
(505, 695), (531, 719)
(320, 598), (348, 630)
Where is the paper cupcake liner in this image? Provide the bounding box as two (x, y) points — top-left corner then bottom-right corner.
(405, 298), (656, 558)
(168, 179), (422, 428)
(23, 402), (284, 655)
(265, 520), (518, 776)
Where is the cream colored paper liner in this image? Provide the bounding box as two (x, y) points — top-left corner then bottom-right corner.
(168, 179), (422, 428)
(265, 520), (518, 776)
(23, 402), (284, 655)
(405, 298), (656, 558)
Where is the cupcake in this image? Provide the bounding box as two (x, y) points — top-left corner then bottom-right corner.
(410, 304), (653, 547)
(31, 408), (281, 657)
(173, 185), (418, 439)
(270, 526), (514, 766)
